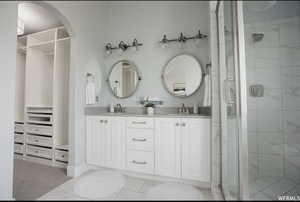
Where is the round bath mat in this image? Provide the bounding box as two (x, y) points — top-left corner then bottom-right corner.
(73, 170), (125, 199)
(145, 182), (204, 200)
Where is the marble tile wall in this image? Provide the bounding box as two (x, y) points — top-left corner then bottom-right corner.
(245, 16), (300, 184)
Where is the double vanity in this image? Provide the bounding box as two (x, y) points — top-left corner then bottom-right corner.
(85, 53), (211, 184)
(86, 111), (211, 183)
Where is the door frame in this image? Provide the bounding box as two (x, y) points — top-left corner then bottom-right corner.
(216, 1), (249, 200)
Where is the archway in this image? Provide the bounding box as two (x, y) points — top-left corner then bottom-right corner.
(14, 3), (76, 199)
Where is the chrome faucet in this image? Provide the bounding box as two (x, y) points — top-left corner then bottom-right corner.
(115, 103), (124, 113)
(178, 103), (189, 114)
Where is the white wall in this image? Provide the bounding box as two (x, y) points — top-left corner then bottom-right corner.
(100, 1), (209, 107)
(0, 2), (18, 200)
(47, 1), (108, 176)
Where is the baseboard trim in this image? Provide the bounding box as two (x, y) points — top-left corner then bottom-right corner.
(67, 164), (93, 177)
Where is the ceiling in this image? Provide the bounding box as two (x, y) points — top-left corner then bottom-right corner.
(18, 2), (63, 35)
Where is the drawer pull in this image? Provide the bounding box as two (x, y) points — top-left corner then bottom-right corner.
(132, 121), (146, 124)
(132, 160), (147, 165)
(34, 150), (39, 153)
(34, 140), (39, 142)
(132, 138), (146, 142)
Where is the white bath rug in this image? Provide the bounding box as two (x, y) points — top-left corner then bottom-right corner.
(145, 182), (204, 200)
(73, 170), (125, 199)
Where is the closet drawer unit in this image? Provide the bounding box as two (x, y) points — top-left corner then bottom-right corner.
(26, 145), (52, 159)
(126, 150), (154, 174)
(127, 129), (154, 151)
(14, 134), (24, 143)
(54, 150), (68, 162)
(26, 125), (52, 136)
(14, 144), (24, 154)
(127, 117), (154, 129)
(26, 113), (53, 125)
(26, 135), (53, 147)
(14, 124), (24, 133)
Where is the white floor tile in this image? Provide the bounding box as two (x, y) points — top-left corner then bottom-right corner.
(123, 175), (145, 192)
(116, 188), (145, 200)
(262, 178), (297, 199)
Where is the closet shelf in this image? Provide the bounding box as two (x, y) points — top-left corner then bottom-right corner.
(28, 40), (55, 53)
(56, 37), (71, 42)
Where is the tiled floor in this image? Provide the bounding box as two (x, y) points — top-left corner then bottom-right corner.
(39, 168), (216, 200)
(13, 159), (70, 200)
(250, 177), (300, 200)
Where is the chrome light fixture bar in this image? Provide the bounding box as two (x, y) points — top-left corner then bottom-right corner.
(159, 30), (208, 46)
(105, 38), (143, 54)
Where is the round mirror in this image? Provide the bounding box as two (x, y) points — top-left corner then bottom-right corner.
(162, 54), (203, 97)
(107, 60), (140, 98)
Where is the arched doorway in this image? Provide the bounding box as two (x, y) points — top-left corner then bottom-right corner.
(13, 1), (75, 200)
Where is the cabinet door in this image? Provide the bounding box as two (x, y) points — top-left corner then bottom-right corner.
(101, 117), (113, 167)
(155, 118), (181, 178)
(181, 118), (211, 182)
(86, 116), (102, 166)
(111, 117), (126, 169)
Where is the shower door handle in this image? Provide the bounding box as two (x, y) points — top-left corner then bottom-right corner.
(223, 79), (235, 105)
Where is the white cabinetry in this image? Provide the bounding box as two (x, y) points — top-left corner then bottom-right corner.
(155, 118), (210, 182)
(14, 27), (70, 167)
(181, 118), (211, 182)
(86, 115), (211, 183)
(86, 116), (126, 169)
(155, 118), (181, 178)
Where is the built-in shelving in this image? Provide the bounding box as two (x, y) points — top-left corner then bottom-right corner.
(15, 26), (70, 168)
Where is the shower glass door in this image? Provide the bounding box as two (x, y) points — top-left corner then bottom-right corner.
(217, 1), (249, 200)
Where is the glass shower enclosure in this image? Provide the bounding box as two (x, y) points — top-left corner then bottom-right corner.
(217, 1), (300, 200)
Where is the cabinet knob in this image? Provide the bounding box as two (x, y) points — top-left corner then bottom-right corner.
(104, 120), (108, 123)
(100, 120), (103, 123)
(175, 123), (180, 126)
(181, 123), (186, 127)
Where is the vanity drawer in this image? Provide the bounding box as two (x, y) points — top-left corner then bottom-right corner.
(26, 145), (52, 159)
(126, 150), (154, 174)
(54, 150), (68, 162)
(26, 135), (53, 147)
(14, 134), (24, 143)
(26, 125), (52, 136)
(14, 124), (24, 133)
(127, 129), (154, 151)
(127, 117), (154, 129)
(14, 143), (24, 154)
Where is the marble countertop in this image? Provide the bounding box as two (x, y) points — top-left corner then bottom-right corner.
(86, 112), (211, 119)
(85, 106), (211, 118)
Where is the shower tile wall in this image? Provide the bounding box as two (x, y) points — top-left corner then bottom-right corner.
(246, 16), (300, 184)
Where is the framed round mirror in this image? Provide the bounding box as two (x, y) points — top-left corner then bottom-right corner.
(162, 54), (203, 97)
(107, 60), (141, 98)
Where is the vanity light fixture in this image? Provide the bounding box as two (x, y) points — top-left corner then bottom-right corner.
(105, 38), (143, 54)
(159, 30), (207, 47)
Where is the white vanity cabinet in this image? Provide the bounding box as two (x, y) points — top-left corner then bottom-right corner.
(86, 116), (126, 169)
(181, 118), (211, 182)
(155, 118), (211, 182)
(86, 115), (211, 183)
(155, 118), (181, 178)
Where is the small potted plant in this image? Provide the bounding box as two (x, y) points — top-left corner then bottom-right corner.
(144, 102), (155, 115)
